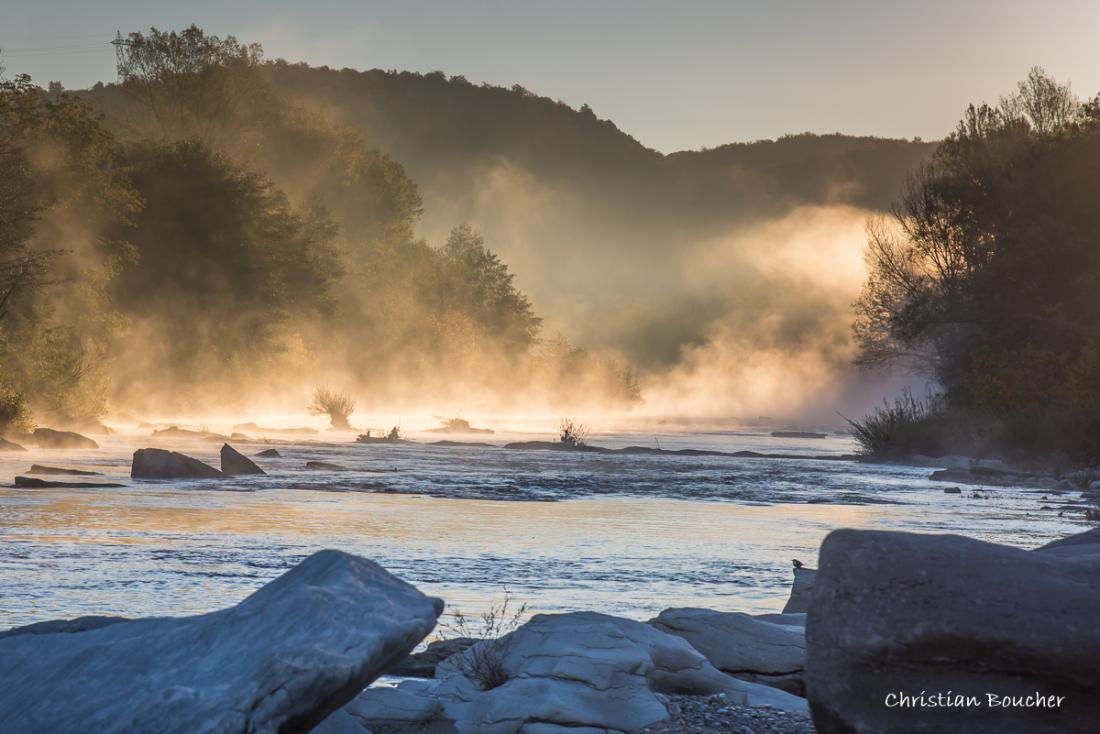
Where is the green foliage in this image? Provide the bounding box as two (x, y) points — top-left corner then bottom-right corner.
(854, 67), (1100, 463)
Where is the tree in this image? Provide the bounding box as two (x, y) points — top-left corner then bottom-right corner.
(115, 25), (263, 141)
(0, 74), (138, 426)
(439, 224), (541, 350)
(309, 388), (356, 430)
(854, 69), (1100, 461)
(110, 140), (342, 395)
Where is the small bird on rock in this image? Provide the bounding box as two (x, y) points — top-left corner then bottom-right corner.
(792, 559), (804, 569)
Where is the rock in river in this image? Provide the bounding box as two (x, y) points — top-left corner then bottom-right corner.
(256, 448), (281, 458)
(805, 528), (1100, 733)
(326, 611), (807, 733)
(0, 437), (26, 451)
(0, 550), (444, 734)
(33, 427), (98, 449)
(782, 565), (817, 614)
(220, 443), (266, 475)
(650, 608), (806, 695)
(14, 476), (125, 489)
(130, 448), (224, 479)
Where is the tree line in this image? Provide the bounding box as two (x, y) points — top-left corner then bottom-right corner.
(0, 26), (639, 431)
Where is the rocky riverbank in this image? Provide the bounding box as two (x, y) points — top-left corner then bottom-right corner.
(1, 521), (1097, 732)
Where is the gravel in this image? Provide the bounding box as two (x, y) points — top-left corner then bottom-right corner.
(642, 694), (817, 734)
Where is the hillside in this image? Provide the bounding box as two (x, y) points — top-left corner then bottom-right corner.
(262, 64), (934, 361)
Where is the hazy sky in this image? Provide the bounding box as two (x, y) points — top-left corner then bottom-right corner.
(3, 0), (1099, 153)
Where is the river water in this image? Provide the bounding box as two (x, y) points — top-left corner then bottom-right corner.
(0, 426), (1085, 629)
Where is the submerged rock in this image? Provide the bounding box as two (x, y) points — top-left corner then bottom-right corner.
(130, 448), (224, 479)
(306, 460), (351, 471)
(649, 608), (806, 695)
(333, 611), (806, 733)
(26, 464), (101, 475)
(0, 550), (444, 734)
(14, 476), (125, 489)
(33, 427), (98, 449)
(805, 528), (1100, 733)
(220, 443), (266, 476)
(255, 448), (281, 458)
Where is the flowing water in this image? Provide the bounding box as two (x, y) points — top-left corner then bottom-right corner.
(0, 426), (1086, 629)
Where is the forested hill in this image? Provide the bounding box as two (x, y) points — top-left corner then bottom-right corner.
(265, 63), (934, 226)
(260, 63), (934, 360)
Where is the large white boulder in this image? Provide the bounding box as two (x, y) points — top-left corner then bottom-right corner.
(330, 611), (807, 734)
(0, 551), (443, 734)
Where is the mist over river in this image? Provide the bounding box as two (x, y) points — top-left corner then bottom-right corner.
(0, 426), (1084, 629)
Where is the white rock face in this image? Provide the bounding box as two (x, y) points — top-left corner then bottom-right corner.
(648, 607), (806, 694)
(0, 551), (443, 734)
(333, 611), (808, 734)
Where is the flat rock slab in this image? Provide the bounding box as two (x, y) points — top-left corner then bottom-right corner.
(0, 615), (128, 641)
(131, 448), (224, 479)
(220, 443), (266, 475)
(14, 476), (125, 489)
(33, 427), (98, 449)
(805, 528), (1100, 733)
(26, 465), (101, 475)
(0, 550), (443, 734)
(650, 608), (805, 694)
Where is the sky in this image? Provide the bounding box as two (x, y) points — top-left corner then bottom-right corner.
(3, 0), (1100, 153)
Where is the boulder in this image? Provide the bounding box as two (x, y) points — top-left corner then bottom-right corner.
(337, 611), (806, 734)
(256, 448), (281, 458)
(390, 637), (477, 677)
(33, 427), (98, 449)
(14, 476), (125, 489)
(220, 443), (266, 475)
(805, 528), (1100, 733)
(0, 436), (26, 451)
(130, 448), (224, 479)
(781, 566), (817, 614)
(27, 464), (101, 475)
(649, 608), (806, 695)
(0, 550), (444, 734)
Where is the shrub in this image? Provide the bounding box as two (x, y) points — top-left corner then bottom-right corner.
(558, 417), (589, 448)
(841, 390), (951, 458)
(440, 590), (528, 691)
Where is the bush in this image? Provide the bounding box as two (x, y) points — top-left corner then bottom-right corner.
(440, 590), (528, 691)
(558, 418), (590, 448)
(842, 390), (953, 458)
